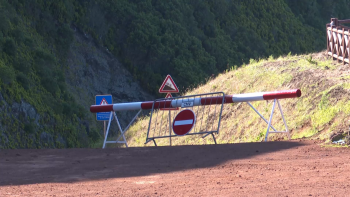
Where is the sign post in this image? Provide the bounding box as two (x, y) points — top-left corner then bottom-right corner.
(159, 75), (179, 146)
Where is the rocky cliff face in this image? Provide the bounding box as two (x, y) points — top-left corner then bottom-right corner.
(0, 91), (67, 149)
(65, 30), (154, 129)
(0, 30), (154, 149)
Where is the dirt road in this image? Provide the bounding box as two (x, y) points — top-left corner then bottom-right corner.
(0, 141), (349, 196)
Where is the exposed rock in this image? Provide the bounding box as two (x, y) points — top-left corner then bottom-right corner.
(330, 130), (346, 142)
(345, 135), (350, 145)
(65, 30), (154, 130)
(0, 30), (154, 149)
(11, 100), (40, 125)
(40, 132), (54, 144)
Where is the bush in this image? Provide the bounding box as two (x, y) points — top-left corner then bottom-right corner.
(56, 24), (74, 52)
(11, 28), (25, 43)
(3, 38), (16, 56)
(13, 57), (31, 73)
(41, 77), (59, 95)
(24, 123), (36, 134)
(0, 14), (10, 35)
(0, 62), (15, 84)
(62, 102), (72, 116)
(24, 37), (34, 48)
(88, 128), (101, 143)
(16, 72), (30, 89)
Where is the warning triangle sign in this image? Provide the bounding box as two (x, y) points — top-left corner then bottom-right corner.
(100, 98), (108, 105)
(160, 93), (179, 110)
(159, 75), (179, 93)
(164, 93), (173, 99)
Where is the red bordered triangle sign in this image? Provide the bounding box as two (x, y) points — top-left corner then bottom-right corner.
(100, 98), (108, 105)
(159, 75), (179, 93)
(160, 93), (179, 110)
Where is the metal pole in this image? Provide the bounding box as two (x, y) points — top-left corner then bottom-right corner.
(104, 121), (106, 139)
(169, 110), (172, 146)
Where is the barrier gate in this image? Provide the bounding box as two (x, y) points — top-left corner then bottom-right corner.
(145, 92), (225, 146)
(90, 89), (301, 147)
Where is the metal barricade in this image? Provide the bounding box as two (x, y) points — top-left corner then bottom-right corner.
(145, 92), (225, 146)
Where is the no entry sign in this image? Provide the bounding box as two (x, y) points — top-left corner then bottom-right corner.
(172, 109), (196, 136)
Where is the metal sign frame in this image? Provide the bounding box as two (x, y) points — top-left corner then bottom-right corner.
(145, 92), (225, 146)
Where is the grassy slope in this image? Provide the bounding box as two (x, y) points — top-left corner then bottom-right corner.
(124, 51), (350, 147)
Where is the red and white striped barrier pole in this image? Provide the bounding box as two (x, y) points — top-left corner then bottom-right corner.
(90, 89), (301, 113)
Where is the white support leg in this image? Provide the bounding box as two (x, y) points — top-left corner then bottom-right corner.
(265, 99), (277, 141)
(277, 99), (290, 140)
(114, 112), (128, 147)
(115, 109), (142, 147)
(103, 112), (114, 149)
(247, 102), (278, 132)
(103, 109), (142, 148)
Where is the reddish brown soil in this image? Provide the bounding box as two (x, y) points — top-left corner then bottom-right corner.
(1, 140), (350, 196)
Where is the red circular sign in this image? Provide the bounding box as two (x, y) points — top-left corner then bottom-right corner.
(172, 109), (196, 136)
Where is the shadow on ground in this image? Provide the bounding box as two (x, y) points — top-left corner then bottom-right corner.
(0, 141), (305, 186)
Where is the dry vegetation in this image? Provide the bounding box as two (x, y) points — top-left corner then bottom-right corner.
(113, 51), (350, 147)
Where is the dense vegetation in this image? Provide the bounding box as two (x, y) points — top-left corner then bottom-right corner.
(0, 0), (350, 148)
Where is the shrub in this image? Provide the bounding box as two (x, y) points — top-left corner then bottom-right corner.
(24, 37), (34, 48)
(88, 128), (101, 143)
(13, 57), (31, 73)
(0, 14), (10, 35)
(0, 62), (15, 84)
(62, 102), (72, 115)
(41, 77), (59, 95)
(11, 28), (25, 43)
(16, 72), (30, 89)
(24, 123), (36, 134)
(3, 38), (16, 56)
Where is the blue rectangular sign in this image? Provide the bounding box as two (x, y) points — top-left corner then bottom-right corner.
(95, 95), (113, 121)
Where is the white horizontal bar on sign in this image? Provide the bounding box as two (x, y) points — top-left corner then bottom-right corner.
(174, 119), (193, 126)
(231, 93), (263, 102)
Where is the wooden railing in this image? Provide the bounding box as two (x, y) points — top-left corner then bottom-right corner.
(327, 18), (350, 64)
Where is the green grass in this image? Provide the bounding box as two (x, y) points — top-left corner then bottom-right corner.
(120, 51), (349, 147)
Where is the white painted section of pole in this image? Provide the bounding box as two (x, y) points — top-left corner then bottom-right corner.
(231, 93), (264, 102)
(112, 102), (142, 111)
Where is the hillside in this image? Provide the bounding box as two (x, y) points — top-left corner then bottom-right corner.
(1, 0), (350, 149)
(125, 51), (350, 147)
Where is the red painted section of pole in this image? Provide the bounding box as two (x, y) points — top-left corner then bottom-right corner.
(141, 101), (172, 109)
(262, 89), (301, 100)
(200, 97), (225, 105)
(90, 104), (113, 113)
